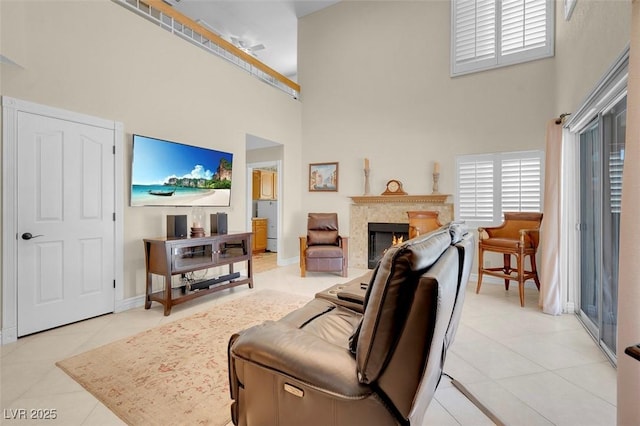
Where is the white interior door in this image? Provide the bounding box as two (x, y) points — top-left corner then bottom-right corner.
(16, 111), (115, 336)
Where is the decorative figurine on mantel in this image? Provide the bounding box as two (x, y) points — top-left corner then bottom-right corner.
(363, 158), (371, 196)
(432, 162), (440, 195)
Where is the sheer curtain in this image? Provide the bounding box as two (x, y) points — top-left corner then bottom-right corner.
(539, 119), (562, 315)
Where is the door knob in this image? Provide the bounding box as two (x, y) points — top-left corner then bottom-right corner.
(21, 232), (43, 240)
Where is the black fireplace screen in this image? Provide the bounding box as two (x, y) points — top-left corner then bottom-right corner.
(368, 222), (409, 269)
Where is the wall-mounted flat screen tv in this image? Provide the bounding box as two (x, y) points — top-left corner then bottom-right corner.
(130, 134), (233, 207)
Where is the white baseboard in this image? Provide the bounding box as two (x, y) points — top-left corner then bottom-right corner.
(278, 256), (299, 266)
(564, 301), (576, 314)
(115, 295), (146, 313)
(1, 326), (17, 345)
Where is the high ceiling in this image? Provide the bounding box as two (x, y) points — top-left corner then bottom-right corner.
(164, 0), (340, 80)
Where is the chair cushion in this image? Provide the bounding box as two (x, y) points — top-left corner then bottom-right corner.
(481, 237), (532, 249)
(306, 245), (344, 258)
(354, 229), (452, 384)
(307, 213), (340, 246)
(307, 230), (339, 246)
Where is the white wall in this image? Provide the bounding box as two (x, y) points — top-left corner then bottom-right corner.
(0, 0), (302, 303)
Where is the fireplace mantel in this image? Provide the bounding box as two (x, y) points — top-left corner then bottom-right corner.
(349, 194), (454, 268)
(350, 194), (449, 204)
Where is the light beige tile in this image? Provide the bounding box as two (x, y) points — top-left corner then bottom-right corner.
(21, 366), (85, 398)
(498, 371), (616, 426)
(2, 332), (89, 364)
(442, 351), (490, 384)
(555, 361), (617, 405)
(0, 338), (27, 360)
(0, 262), (618, 426)
(434, 386), (495, 425)
(544, 328), (609, 358)
(81, 402), (127, 426)
(463, 380), (554, 426)
(41, 314), (114, 337)
(3, 391), (98, 425)
(452, 338), (546, 380)
(421, 398), (461, 425)
(500, 332), (607, 370)
(1, 362), (54, 407)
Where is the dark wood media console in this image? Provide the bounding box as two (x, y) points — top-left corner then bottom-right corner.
(143, 232), (253, 315)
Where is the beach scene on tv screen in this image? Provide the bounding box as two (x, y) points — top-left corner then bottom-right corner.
(131, 135), (233, 207)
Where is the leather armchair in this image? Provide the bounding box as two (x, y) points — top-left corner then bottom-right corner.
(228, 227), (474, 426)
(299, 212), (348, 277)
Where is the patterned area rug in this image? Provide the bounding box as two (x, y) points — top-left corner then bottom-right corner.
(56, 290), (309, 426)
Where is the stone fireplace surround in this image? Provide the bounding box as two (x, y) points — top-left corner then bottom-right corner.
(349, 195), (453, 269)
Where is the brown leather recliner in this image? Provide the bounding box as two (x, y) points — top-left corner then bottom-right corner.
(299, 212), (348, 277)
(228, 226), (474, 426)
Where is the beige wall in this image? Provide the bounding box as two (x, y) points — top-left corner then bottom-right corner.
(0, 0), (302, 304)
(618, 1), (640, 423)
(554, 0), (632, 113)
(299, 0), (556, 234)
(298, 0), (631, 234)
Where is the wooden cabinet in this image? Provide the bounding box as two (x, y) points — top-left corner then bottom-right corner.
(252, 170), (277, 200)
(252, 218), (268, 253)
(143, 232), (253, 315)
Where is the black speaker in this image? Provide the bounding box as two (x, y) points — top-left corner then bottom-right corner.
(210, 213), (228, 235)
(166, 215), (188, 238)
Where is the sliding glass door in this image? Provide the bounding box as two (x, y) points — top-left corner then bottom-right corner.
(578, 95), (626, 362)
(579, 121), (600, 336)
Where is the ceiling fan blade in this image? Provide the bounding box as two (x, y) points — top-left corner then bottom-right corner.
(250, 44), (265, 52)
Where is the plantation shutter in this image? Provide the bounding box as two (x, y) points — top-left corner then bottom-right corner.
(500, 0), (551, 64)
(609, 151), (624, 214)
(456, 150), (544, 224)
(451, 0), (553, 76)
(501, 156), (542, 213)
(453, 0), (496, 73)
(457, 158), (495, 222)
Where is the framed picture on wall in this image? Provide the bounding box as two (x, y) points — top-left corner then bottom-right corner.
(309, 162), (338, 192)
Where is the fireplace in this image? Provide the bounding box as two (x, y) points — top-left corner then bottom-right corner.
(349, 195), (453, 268)
(368, 222), (409, 269)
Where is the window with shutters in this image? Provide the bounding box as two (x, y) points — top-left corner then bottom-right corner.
(455, 150), (544, 225)
(451, 0), (554, 76)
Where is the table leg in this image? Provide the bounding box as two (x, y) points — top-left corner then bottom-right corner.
(164, 273), (172, 316)
(145, 272), (152, 309)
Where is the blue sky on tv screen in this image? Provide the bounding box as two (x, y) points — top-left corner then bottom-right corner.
(132, 135), (233, 185)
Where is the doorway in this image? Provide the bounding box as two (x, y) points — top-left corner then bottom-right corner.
(2, 97), (124, 343)
(245, 134), (282, 266)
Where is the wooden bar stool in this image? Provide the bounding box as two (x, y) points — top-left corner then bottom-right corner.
(476, 212), (543, 307)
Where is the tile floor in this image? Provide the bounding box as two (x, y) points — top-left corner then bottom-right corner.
(1, 262), (616, 425)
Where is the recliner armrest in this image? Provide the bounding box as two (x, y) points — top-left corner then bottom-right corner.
(231, 320), (369, 398)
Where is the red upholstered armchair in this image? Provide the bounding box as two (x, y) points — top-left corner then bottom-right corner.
(299, 213), (348, 277)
